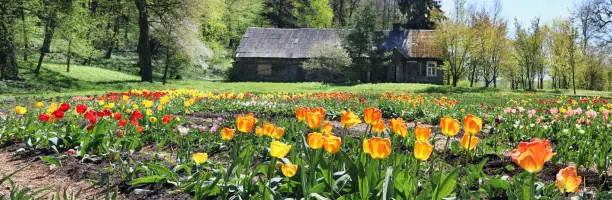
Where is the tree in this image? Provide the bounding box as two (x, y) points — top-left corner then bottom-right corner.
(0, 0), (22, 80)
(294, 0), (334, 28)
(513, 18), (545, 90)
(396, 0), (444, 29)
(262, 0), (297, 28)
(134, 0), (152, 82)
(33, 0), (71, 75)
(346, 4), (385, 82)
(302, 42), (352, 82)
(435, 0), (473, 87)
(466, 0), (507, 88)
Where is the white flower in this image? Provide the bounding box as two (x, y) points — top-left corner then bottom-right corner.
(178, 126), (189, 136)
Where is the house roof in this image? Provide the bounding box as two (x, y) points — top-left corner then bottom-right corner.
(236, 27), (346, 59)
(236, 27), (441, 59)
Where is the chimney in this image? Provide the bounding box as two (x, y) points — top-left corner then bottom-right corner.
(392, 23), (401, 31)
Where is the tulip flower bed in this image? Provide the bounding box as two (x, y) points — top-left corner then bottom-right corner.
(1, 89), (611, 199)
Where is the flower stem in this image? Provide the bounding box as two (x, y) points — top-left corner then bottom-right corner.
(529, 172), (536, 200)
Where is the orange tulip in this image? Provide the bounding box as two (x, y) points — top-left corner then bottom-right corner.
(220, 127), (236, 141)
(463, 114), (482, 135)
(414, 125), (431, 141)
(414, 141), (434, 161)
(341, 110), (362, 128)
(389, 118), (408, 138)
(510, 139), (556, 173)
(460, 133), (478, 150)
(556, 166), (582, 193)
(296, 107), (308, 122)
(371, 119), (385, 134)
(363, 137), (392, 159)
(306, 107), (326, 129)
(440, 116), (460, 136)
(270, 141), (292, 158)
(363, 108), (382, 125)
(270, 127), (286, 139)
(281, 163), (298, 177)
(321, 121), (333, 135)
(323, 135), (342, 154)
(307, 132), (324, 149)
(236, 113), (258, 133)
(255, 126), (265, 136)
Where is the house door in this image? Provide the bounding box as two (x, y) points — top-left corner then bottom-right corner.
(401, 61), (418, 82)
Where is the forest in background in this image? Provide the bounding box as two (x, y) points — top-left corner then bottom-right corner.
(0, 0), (611, 92)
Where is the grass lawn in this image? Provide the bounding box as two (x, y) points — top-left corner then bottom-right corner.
(2, 62), (611, 101)
(44, 63), (140, 82)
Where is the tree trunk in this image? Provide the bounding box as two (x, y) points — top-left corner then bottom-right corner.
(34, 16), (56, 75)
(104, 8), (121, 59)
(0, 0), (21, 80)
(469, 65), (476, 87)
(21, 5), (28, 61)
(135, 0), (152, 82)
(163, 47), (170, 85)
(452, 75), (458, 87)
(66, 39), (71, 72)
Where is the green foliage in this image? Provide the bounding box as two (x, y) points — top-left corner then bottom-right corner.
(294, 0), (334, 28)
(396, 0), (444, 29)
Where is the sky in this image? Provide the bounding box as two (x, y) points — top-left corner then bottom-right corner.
(439, 0), (576, 27)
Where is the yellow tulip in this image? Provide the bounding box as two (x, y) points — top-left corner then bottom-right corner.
(270, 141), (292, 158)
(35, 102), (44, 109)
(323, 135), (341, 154)
(192, 153), (208, 165)
(149, 117), (157, 123)
(414, 141), (434, 161)
(341, 110), (362, 128)
(363, 107), (382, 125)
(363, 137), (392, 159)
(14, 106), (27, 115)
(440, 116), (460, 136)
(307, 132), (324, 149)
(220, 127), (236, 141)
(414, 125), (431, 141)
(389, 118), (408, 138)
(463, 114), (483, 135)
(236, 113), (258, 133)
(460, 134), (479, 150)
(281, 163), (298, 177)
(321, 121), (333, 135)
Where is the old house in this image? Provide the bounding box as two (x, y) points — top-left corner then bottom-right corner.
(234, 26), (443, 84)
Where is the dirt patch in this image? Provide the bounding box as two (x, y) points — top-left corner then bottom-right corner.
(0, 151), (107, 199)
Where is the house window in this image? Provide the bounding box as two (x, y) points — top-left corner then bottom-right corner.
(257, 64), (272, 76)
(426, 61), (437, 77)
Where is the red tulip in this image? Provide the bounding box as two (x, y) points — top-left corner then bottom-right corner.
(103, 109), (112, 117)
(162, 115), (172, 124)
(84, 110), (97, 124)
(52, 110), (64, 119)
(38, 113), (50, 122)
(119, 119), (128, 127)
(76, 104), (88, 114)
(114, 112), (122, 120)
(59, 102), (71, 112)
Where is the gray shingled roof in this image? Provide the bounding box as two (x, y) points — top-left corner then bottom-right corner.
(236, 27), (439, 59)
(236, 27), (347, 58)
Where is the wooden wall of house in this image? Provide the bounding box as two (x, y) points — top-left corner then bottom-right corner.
(386, 56), (444, 84)
(235, 58), (305, 82)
